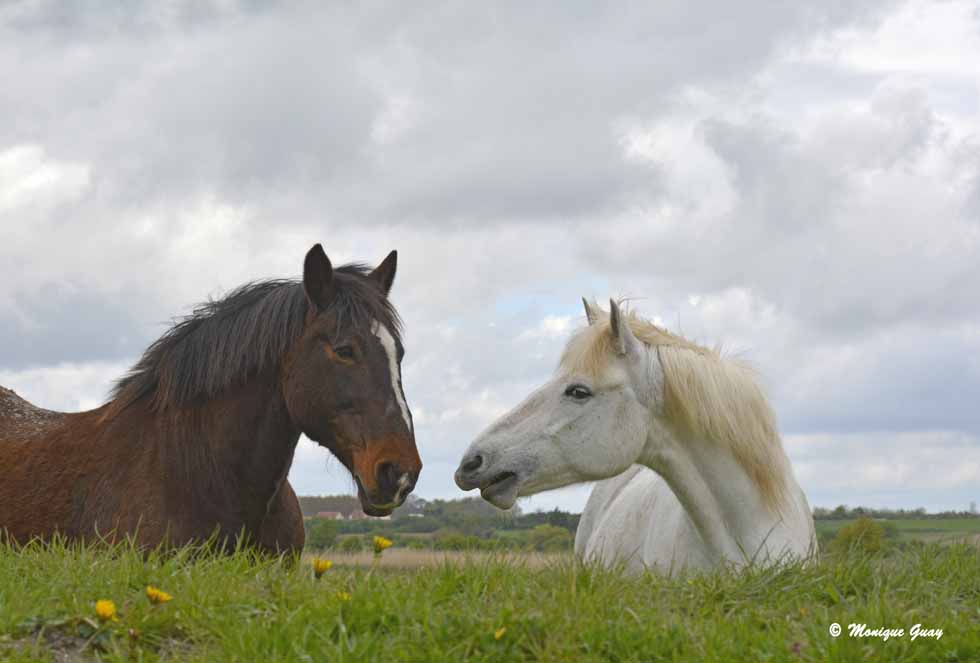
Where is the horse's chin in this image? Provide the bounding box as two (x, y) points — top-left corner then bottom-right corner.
(353, 475), (400, 517)
(361, 503), (395, 517)
(479, 471), (522, 510)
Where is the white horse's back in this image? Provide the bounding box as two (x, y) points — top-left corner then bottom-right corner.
(576, 466), (712, 573)
(577, 464), (817, 573)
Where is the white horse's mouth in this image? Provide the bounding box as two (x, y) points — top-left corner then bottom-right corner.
(479, 471), (521, 508)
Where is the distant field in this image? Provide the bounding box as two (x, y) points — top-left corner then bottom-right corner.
(1, 540), (978, 662)
(314, 549), (566, 569)
(815, 518), (980, 544)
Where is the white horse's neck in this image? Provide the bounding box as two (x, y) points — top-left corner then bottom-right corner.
(638, 416), (798, 567)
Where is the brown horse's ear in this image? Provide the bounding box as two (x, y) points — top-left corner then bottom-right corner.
(370, 250), (397, 295)
(303, 244), (335, 310)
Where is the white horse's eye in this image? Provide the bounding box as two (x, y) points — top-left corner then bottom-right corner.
(564, 385), (593, 401)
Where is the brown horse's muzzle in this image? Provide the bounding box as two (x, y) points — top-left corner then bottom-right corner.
(351, 435), (422, 515)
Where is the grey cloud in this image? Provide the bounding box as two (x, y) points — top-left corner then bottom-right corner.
(1, 0), (278, 36)
(959, 138), (980, 222)
(788, 431), (980, 511)
(773, 323), (980, 435)
(581, 89), (979, 337)
(3, 0), (976, 514)
(1, 1), (899, 227)
(0, 283), (151, 369)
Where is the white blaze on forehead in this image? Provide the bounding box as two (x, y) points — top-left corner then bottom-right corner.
(372, 320), (411, 430)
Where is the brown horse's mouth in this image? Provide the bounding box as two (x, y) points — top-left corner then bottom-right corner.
(353, 475), (400, 517)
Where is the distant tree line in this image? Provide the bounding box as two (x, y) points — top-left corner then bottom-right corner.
(297, 495), (365, 518)
(300, 494), (580, 552)
(299, 494), (979, 526)
(299, 494), (979, 553)
(812, 505), (980, 520)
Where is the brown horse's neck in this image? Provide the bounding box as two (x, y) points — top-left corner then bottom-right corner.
(112, 371), (302, 540)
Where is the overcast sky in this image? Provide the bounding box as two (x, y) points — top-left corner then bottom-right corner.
(2, 0), (978, 513)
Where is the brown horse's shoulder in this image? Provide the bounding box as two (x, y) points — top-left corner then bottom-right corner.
(258, 480), (306, 556)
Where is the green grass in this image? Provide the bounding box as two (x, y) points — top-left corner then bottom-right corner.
(816, 518), (980, 543)
(0, 539), (978, 662)
(886, 519), (980, 532)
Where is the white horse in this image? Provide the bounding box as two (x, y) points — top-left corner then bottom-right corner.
(455, 299), (816, 573)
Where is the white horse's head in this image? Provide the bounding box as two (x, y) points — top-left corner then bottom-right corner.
(454, 298), (663, 508)
(455, 298), (785, 511)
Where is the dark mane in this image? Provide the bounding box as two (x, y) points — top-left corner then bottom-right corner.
(108, 265), (402, 415)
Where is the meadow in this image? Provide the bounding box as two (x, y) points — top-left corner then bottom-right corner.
(0, 539), (978, 662)
(814, 518), (980, 545)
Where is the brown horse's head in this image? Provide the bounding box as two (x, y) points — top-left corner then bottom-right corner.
(282, 244), (421, 516)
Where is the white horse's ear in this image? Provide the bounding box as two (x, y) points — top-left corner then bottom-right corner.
(609, 299), (641, 357)
(582, 297), (599, 325)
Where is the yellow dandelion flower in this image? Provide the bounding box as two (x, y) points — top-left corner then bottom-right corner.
(95, 599), (118, 622)
(312, 558), (333, 579)
(373, 535), (393, 554)
(494, 626), (507, 640)
(145, 586), (173, 604)
(336, 591), (352, 602)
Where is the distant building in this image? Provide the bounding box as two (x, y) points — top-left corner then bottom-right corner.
(315, 511), (344, 520)
(348, 509), (367, 520)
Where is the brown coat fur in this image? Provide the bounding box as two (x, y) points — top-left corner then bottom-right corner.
(0, 245), (421, 555)
(0, 384), (305, 554)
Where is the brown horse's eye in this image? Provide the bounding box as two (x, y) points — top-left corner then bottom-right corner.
(334, 345), (355, 360)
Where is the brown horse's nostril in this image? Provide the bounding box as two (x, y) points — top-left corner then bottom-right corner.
(377, 461), (399, 490)
(375, 461), (418, 505)
(462, 454), (483, 474)
(395, 472), (416, 502)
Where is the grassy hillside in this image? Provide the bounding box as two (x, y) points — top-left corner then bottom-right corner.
(0, 540), (977, 662)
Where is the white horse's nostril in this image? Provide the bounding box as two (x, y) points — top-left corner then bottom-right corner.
(461, 454), (483, 474)
(455, 456), (485, 491)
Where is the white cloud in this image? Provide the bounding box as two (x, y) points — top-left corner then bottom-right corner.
(806, 0), (980, 81)
(517, 315), (575, 342)
(0, 144), (89, 212)
(788, 431), (980, 511)
(0, 360), (129, 412)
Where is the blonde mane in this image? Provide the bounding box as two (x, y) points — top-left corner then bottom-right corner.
(559, 306), (788, 511)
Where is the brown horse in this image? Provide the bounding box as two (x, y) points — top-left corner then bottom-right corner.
(0, 244), (421, 555)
